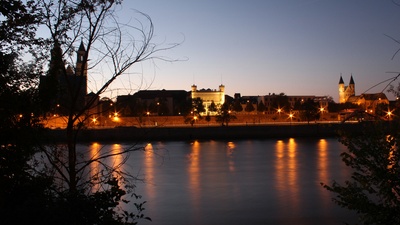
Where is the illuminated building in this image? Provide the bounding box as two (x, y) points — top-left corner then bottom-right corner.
(191, 84), (225, 115)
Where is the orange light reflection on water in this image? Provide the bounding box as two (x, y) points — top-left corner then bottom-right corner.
(317, 139), (329, 184)
(144, 143), (156, 200)
(275, 138), (299, 211)
(89, 142), (101, 192)
(227, 141), (236, 172)
(317, 139), (331, 208)
(188, 141), (201, 217)
(110, 144), (123, 177)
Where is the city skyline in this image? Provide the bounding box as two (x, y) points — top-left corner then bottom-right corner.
(86, 1), (400, 102)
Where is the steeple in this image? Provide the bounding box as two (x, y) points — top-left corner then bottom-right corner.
(78, 40), (85, 52)
(76, 41), (87, 77)
(339, 76), (344, 84)
(77, 40), (86, 63)
(349, 75), (354, 85)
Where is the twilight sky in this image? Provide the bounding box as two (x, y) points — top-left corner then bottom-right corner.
(97, 0), (400, 102)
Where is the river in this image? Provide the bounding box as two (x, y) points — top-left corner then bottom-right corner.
(85, 138), (358, 225)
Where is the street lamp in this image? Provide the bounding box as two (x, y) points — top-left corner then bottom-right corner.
(320, 107), (324, 121)
(289, 113), (293, 124)
(92, 117), (97, 126)
(113, 112), (119, 122)
(277, 108), (282, 121)
(387, 108), (394, 121)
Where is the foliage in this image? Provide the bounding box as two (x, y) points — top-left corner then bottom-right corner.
(232, 99), (243, 112)
(0, 0), (42, 53)
(298, 99), (320, 123)
(244, 101), (255, 112)
(184, 97), (205, 126)
(208, 100), (217, 112)
(192, 97), (206, 115)
(257, 100), (266, 112)
(215, 102), (236, 126)
(322, 120), (400, 224)
(270, 93), (291, 113)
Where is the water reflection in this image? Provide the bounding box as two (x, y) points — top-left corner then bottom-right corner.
(144, 143), (156, 200)
(83, 139), (357, 225)
(317, 139), (331, 212)
(317, 139), (329, 185)
(226, 141), (236, 172)
(188, 141), (201, 218)
(89, 142), (101, 191)
(110, 144), (123, 176)
(274, 138), (299, 212)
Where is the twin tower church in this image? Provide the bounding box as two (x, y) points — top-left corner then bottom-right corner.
(338, 75), (389, 110)
(338, 75), (355, 103)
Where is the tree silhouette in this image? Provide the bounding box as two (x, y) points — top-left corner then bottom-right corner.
(245, 101), (255, 113)
(298, 99), (320, 124)
(257, 100), (266, 113)
(232, 99), (243, 112)
(216, 102), (236, 126)
(208, 100), (217, 113)
(322, 120), (400, 224)
(270, 93), (291, 113)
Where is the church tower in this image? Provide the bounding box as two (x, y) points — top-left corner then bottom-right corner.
(76, 41), (87, 77)
(339, 76), (345, 103)
(338, 75), (355, 103)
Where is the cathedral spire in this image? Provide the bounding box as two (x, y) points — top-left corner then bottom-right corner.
(78, 39), (85, 52)
(339, 75), (344, 84)
(349, 75), (354, 84)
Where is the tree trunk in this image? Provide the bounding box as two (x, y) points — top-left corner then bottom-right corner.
(67, 117), (77, 192)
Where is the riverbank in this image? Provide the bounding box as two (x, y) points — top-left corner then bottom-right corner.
(45, 122), (365, 142)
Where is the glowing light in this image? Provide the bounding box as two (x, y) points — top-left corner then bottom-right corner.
(113, 112), (119, 122)
(386, 108), (395, 120)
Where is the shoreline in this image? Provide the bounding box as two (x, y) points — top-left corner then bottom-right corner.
(45, 123), (364, 142)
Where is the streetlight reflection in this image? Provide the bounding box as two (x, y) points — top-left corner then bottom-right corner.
(275, 138), (299, 211)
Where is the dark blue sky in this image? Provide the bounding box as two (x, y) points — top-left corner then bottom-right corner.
(96, 0), (400, 102)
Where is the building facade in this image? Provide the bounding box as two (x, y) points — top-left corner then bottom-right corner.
(338, 75), (389, 114)
(191, 84), (225, 115)
(339, 75), (355, 103)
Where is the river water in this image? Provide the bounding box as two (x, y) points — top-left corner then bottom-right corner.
(85, 138), (358, 225)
